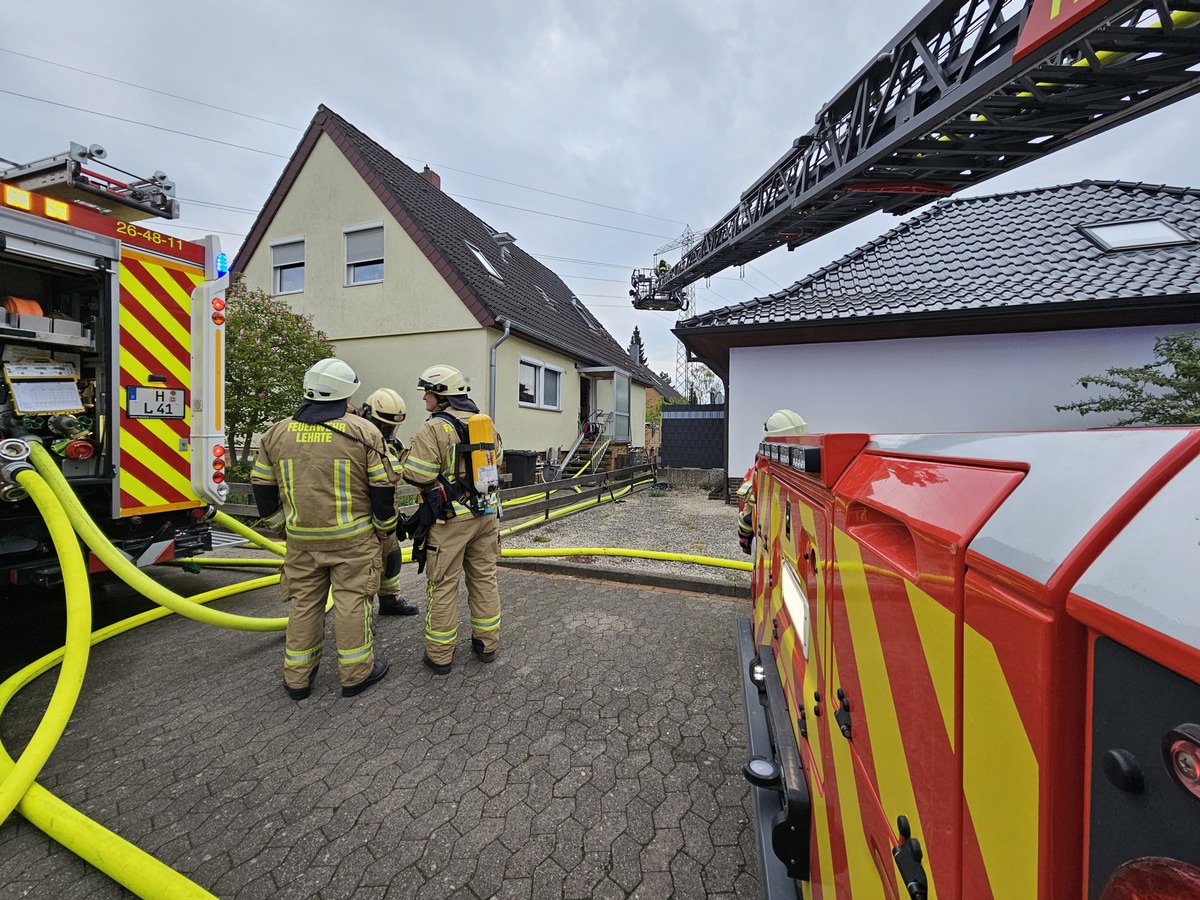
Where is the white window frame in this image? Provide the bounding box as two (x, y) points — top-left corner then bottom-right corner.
(613, 372), (631, 442)
(518, 355), (563, 411)
(1079, 218), (1192, 252)
(270, 237), (305, 295)
(465, 240), (502, 280)
(344, 222), (384, 286)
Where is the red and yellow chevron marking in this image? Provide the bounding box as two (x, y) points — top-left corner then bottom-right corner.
(117, 249), (203, 516)
(758, 514), (1042, 897)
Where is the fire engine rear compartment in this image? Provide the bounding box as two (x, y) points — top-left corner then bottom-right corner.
(0, 210), (210, 586)
(739, 429), (1200, 900)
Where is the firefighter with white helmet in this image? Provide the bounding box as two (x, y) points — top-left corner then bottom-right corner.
(361, 387), (418, 617)
(400, 364), (502, 676)
(738, 409), (808, 553)
(251, 358), (395, 699)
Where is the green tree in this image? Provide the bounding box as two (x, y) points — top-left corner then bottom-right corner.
(1056, 331), (1200, 426)
(647, 396), (663, 427)
(225, 278), (334, 463)
(629, 327), (648, 366)
(690, 364), (721, 403)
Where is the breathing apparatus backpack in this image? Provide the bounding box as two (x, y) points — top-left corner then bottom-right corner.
(434, 411), (500, 516)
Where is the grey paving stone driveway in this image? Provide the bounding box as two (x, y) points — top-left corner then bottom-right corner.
(0, 566), (759, 899)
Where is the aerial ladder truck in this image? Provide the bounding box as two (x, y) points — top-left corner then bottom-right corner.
(0, 143), (229, 587)
(632, 1), (1200, 897)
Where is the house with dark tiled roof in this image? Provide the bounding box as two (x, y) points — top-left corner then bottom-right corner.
(233, 105), (662, 459)
(674, 180), (1200, 471)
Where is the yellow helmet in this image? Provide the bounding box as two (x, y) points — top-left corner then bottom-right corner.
(417, 365), (469, 396)
(363, 388), (406, 425)
(764, 409), (808, 437)
(303, 358), (359, 401)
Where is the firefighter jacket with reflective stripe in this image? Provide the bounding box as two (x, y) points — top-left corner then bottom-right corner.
(251, 413), (397, 548)
(737, 465), (755, 540)
(401, 408), (502, 519)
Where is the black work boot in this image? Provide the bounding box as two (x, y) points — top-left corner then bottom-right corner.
(378, 594), (419, 616)
(342, 658), (390, 698)
(471, 638), (496, 663)
(422, 653), (452, 676)
(285, 664), (319, 701)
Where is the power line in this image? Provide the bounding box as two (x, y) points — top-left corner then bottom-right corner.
(448, 193), (674, 239)
(3, 47), (688, 228)
(2, 88), (682, 242)
(0, 90), (291, 158)
(177, 196), (261, 214)
(0, 47), (300, 130)
(415, 159), (687, 227)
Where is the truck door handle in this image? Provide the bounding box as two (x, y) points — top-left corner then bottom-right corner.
(893, 815), (928, 900)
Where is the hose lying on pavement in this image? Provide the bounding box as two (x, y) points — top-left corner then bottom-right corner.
(0, 578), (270, 899)
(0, 468), (91, 824)
(502, 546), (751, 571)
(29, 443), (288, 632)
(5, 456), (725, 898)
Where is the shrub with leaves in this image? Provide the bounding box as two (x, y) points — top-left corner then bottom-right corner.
(225, 278), (334, 462)
(1056, 331), (1200, 426)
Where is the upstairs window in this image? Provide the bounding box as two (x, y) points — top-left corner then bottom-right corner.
(519, 356), (562, 410)
(1080, 218), (1192, 252)
(271, 238), (304, 294)
(345, 224), (384, 285)
(466, 241), (502, 280)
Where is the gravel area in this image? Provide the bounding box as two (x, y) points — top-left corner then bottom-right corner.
(499, 483), (750, 589)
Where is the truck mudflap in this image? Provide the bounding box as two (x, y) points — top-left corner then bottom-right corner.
(737, 617), (810, 899)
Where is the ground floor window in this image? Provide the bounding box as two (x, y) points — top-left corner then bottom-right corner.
(613, 373), (630, 442)
(519, 357), (562, 410)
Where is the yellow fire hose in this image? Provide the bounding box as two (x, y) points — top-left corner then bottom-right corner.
(0, 469), (91, 823)
(0, 468), (276, 898)
(503, 546), (751, 571)
(0, 577), (276, 900)
(4, 451), (734, 898)
(29, 443), (288, 632)
(211, 510), (285, 556)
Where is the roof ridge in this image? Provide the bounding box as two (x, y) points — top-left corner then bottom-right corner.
(315, 106), (657, 382)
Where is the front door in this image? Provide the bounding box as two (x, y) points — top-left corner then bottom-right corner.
(578, 375), (591, 432)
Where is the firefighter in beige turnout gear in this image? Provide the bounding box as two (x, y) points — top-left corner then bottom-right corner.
(738, 409), (808, 554)
(401, 365), (501, 676)
(252, 359), (396, 699)
(361, 388), (419, 617)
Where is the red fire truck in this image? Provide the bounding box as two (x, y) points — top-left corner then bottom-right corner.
(631, 0), (1200, 896)
(0, 143), (229, 586)
(739, 429), (1200, 898)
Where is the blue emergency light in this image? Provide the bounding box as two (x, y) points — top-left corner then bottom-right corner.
(215, 252), (230, 278)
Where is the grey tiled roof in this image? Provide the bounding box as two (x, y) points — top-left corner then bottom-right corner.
(235, 106), (659, 385)
(677, 181), (1200, 331)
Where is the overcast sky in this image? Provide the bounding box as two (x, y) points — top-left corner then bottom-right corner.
(4, 1), (1199, 383)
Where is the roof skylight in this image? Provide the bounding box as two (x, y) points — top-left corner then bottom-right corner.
(1080, 218), (1192, 252)
(466, 241), (502, 279)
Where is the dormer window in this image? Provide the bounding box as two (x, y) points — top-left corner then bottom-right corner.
(466, 241), (502, 280)
(1080, 218), (1192, 252)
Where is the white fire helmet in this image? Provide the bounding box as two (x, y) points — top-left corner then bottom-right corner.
(417, 365), (469, 396)
(764, 409), (808, 437)
(303, 358), (359, 401)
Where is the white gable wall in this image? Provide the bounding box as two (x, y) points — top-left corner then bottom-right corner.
(726, 323), (1200, 473)
(240, 135), (482, 339)
(238, 132), (647, 461)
